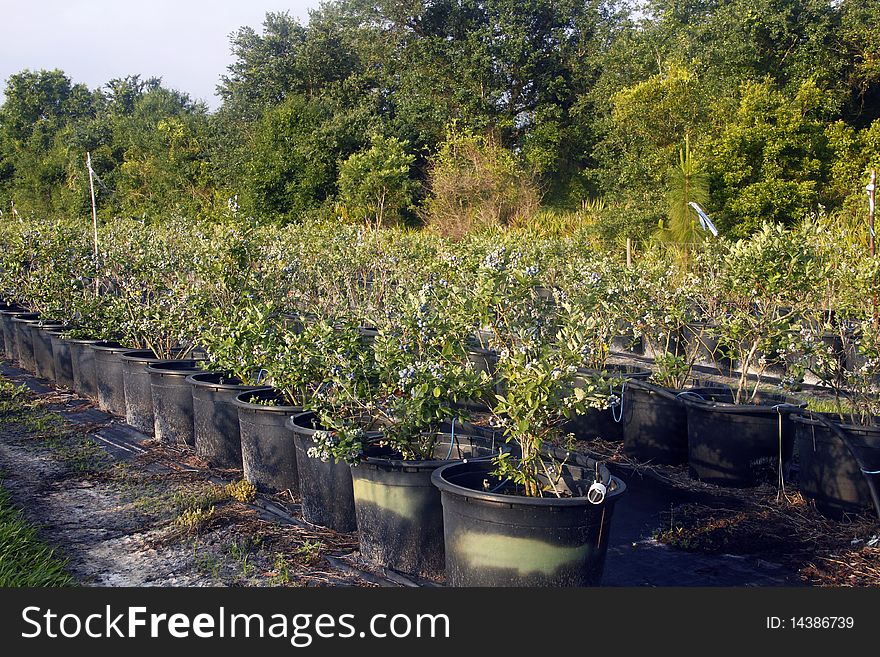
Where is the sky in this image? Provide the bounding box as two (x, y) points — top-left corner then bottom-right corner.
(0, 0), (322, 110)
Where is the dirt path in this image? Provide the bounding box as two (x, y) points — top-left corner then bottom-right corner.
(0, 366), (387, 588)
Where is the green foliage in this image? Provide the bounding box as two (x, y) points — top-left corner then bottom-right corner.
(594, 63), (706, 239)
(706, 80), (831, 236)
(238, 94), (372, 221)
(225, 479), (257, 504)
(337, 135), (417, 227)
(716, 222), (824, 402)
(659, 136), (711, 249)
(2, 2), (879, 240)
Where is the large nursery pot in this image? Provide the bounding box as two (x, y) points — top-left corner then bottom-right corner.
(232, 388), (303, 494)
(91, 341), (131, 416)
(792, 414), (880, 519)
(148, 360), (204, 445)
(680, 389), (806, 487)
(287, 412), (359, 532)
(567, 364), (651, 443)
(121, 350), (172, 433)
(0, 305), (26, 360)
(67, 337), (100, 399)
(431, 458), (626, 587)
(29, 320), (64, 380)
(188, 371), (268, 468)
(350, 434), (500, 579)
(46, 329), (75, 389)
(11, 313), (41, 372)
(622, 381), (699, 465)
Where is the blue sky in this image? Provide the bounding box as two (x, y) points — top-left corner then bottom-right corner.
(0, 0), (322, 110)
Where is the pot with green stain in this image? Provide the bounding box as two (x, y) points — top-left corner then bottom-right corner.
(351, 433), (502, 579)
(431, 459), (625, 586)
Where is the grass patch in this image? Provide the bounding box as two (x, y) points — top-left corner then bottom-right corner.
(0, 479), (75, 587)
(0, 377), (110, 474)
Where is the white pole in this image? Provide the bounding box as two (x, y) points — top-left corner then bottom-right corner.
(86, 152), (99, 294)
(87, 152), (98, 258)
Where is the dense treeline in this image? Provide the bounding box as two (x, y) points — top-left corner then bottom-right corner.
(0, 0), (878, 243)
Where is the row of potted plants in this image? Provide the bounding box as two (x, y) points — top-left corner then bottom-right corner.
(0, 214), (878, 582)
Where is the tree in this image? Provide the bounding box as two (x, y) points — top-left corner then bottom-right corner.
(237, 94), (369, 221)
(337, 135), (417, 227)
(706, 79), (830, 236)
(659, 135), (710, 248)
(592, 62), (707, 240)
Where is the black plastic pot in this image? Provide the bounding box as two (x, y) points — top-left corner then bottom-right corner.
(188, 371), (267, 468)
(232, 388), (303, 494)
(29, 321), (64, 380)
(121, 350), (169, 433)
(287, 412), (358, 532)
(431, 459), (626, 586)
(0, 306), (26, 360)
(680, 389), (805, 487)
(351, 436), (499, 578)
(466, 344), (498, 375)
(47, 330), (75, 389)
(148, 360), (204, 445)
(622, 381), (689, 465)
(566, 364), (651, 442)
(792, 414), (880, 519)
(11, 313), (40, 371)
(67, 338), (100, 400)
(91, 341), (131, 416)
(459, 343), (499, 409)
(643, 329), (689, 361)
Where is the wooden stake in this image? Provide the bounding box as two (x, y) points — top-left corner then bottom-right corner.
(869, 169), (876, 258)
(869, 170), (878, 327)
(626, 237), (632, 267)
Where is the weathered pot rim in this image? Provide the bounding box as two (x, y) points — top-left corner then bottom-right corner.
(119, 349), (166, 363)
(577, 363), (651, 379)
(90, 341), (131, 352)
(232, 388), (303, 414)
(678, 389), (806, 414)
(43, 325), (75, 336)
(186, 370), (266, 391)
(357, 436), (502, 471)
(147, 360), (204, 376)
(286, 412), (384, 441)
(626, 380), (730, 402)
(431, 459), (626, 508)
(791, 412), (880, 434)
(61, 337), (102, 345)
